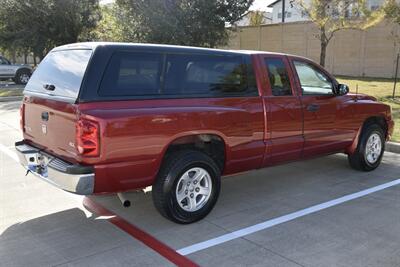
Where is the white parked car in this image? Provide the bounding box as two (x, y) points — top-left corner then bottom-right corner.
(0, 55), (32, 85)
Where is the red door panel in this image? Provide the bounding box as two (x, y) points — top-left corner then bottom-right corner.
(289, 57), (352, 157)
(301, 95), (339, 155)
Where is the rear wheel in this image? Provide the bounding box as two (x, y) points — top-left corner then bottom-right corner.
(152, 150), (221, 224)
(15, 69), (31, 85)
(348, 123), (385, 171)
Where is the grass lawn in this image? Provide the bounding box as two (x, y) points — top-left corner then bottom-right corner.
(0, 88), (24, 97)
(336, 76), (399, 142)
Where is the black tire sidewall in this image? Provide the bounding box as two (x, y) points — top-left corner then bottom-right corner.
(16, 69), (30, 85)
(359, 125), (385, 170)
(157, 151), (221, 224)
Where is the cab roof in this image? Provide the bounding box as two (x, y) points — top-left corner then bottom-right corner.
(52, 42), (292, 57)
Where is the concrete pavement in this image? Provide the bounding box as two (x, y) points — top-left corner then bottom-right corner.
(1, 101), (399, 266)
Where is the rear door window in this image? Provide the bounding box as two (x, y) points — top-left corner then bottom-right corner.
(164, 54), (251, 96)
(99, 52), (163, 96)
(24, 49), (92, 100)
(264, 58), (292, 96)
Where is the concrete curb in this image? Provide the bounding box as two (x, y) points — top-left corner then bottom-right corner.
(0, 96), (23, 102)
(387, 142), (400, 154)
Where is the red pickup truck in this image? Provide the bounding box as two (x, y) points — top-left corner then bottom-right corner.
(15, 43), (394, 223)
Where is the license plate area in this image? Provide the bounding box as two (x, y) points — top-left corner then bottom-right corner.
(26, 152), (49, 177)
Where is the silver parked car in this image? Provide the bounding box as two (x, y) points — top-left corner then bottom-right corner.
(0, 55), (32, 85)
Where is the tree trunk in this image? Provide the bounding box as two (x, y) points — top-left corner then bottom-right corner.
(33, 53), (37, 66)
(11, 49), (16, 64)
(320, 40), (327, 67)
(319, 27), (327, 67)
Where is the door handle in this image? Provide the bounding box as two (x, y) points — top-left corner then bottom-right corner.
(307, 104), (320, 112)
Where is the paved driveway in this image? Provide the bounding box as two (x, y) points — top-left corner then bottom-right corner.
(1, 101), (399, 267)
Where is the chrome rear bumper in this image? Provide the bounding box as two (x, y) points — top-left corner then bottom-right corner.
(15, 141), (94, 195)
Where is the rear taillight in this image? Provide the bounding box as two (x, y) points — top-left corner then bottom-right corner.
(76, 119), (100, 157)
(19, 104), (25, 132)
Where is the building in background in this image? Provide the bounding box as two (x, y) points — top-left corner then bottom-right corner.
(235, 10), (273, 26)
(268, 0), (385, 24)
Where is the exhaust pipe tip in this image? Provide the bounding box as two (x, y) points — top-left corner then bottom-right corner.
(122, 200), (131, 208)
(117, 193), (131, 208)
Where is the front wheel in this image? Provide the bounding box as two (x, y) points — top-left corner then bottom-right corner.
(348, 123), (385, 171)
(152, 150), (221, 224)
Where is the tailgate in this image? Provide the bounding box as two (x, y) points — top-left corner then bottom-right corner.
(22, 97), (79, 163)
(21, 48), (93, 163)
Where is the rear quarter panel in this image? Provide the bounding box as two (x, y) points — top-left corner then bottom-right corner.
(78, 97), (265, 193)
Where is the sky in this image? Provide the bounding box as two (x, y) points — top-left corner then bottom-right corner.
(100, 0), (274, 12)
(250, 0), (274, 11)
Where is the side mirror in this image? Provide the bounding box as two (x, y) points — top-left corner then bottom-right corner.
(334, 84), (349, 96)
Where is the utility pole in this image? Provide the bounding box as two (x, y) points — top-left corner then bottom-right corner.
(393, 53), (399, 99)
(282, 0), (285, 23)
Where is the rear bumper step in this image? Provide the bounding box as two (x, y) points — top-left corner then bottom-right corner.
(15, 141), (95, 195)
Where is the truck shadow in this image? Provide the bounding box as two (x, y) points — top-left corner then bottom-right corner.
(0, 208), (141, 266)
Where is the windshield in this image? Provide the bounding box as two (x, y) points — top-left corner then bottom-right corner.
(24, 49), (92, 101)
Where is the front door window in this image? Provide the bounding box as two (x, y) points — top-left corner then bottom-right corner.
(293, 61), (333, 95)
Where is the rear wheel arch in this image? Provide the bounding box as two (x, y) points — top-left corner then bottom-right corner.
(152, 149), (221, 223)
(15, 67), (31, 75)
(161, 133), (227, 174)
(14, 68), (31, 84)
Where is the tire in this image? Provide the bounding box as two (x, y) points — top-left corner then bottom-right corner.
(348, 123), (385, 171)
(14, 69), (31, 85)
(152, 150), (221, 224)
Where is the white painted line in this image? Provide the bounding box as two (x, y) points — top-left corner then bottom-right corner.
(0, 143), (19, 162)
(177, 178), (400, 255)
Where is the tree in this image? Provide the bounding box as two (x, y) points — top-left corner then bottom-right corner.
(115, 0), (254, 48)
(297, 0), (385, 67)
(385, 0), (400, 23)
(91, 4), (124, 41)
(0, 0), (100, 61)
(249, 11), (266, 26)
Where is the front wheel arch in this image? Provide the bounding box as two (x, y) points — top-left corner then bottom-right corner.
(348, 123), (385, 171)
(361, 116), (388, 139)
(347, 116), (388, 155)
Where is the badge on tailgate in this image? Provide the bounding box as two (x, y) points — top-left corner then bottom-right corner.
(41, 124), (47, 134)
